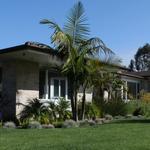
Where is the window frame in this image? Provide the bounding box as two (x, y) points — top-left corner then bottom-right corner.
(50, 77), (68, 100)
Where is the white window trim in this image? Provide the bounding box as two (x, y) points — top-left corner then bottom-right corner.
(50, 77), (68, 100)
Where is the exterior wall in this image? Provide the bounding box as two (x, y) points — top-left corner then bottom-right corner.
(1, 62), (16, 121)
(77, 93), (93, 102)
(15, 61), (39, 116)
(0, 60), (39, 121)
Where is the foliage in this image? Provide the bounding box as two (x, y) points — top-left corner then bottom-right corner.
(40, 1), (113, 121)
(53, 121), (63, 128)
(93, 71), (124, 103)
(62, 119), (79, 128)
(141, 92), (150, 103)
(0, 121), (2, 128)
(20, 98), (71, 124)
(129, 43), (150, 71)
(78, 119), (96, 127)
(28, 121), (42, 129)
(104, 114), (113, 120)
(42, 124), (54, 129)
(19, 98), (43, 121)
(3, 121), (16, 129)
(129, 59), (135, 71)
(56, 98), (71, 121)
(78, 102), (101, 120)
(103, 97), (127, 116)
(126, 100), (150, 117)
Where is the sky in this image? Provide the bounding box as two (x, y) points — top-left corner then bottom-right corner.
(0, 0), (150, 66)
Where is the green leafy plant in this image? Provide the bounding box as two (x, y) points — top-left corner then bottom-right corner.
(56, 98), (71, 121)
(103, 97), (127, 116)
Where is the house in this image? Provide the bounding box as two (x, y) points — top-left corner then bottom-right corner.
(0, 41), (150, 121)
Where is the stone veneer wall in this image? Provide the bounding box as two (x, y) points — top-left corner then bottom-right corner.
(1, 60), (39, 121)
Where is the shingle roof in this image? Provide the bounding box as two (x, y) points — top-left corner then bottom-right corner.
(0, 41), (59, 56)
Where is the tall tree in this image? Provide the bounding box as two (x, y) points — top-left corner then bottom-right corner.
(128, 59), (135, 71)
(40, 1), (113, 121)
(134, 43), (150, 71)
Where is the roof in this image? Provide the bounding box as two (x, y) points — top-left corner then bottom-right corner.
(128, 71), (150, 77)
(117, 71), (144, 79)
(0, 41), (59, 56)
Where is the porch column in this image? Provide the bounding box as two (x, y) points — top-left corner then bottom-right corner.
(121, 85), (123, 99)
(136, 82), (138, 99)
(125, 81), (128, 101)
(65, 78), (68, 100)
(45, 70), (49, 99)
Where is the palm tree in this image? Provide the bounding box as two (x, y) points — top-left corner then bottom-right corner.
(40, 1), (113, 121)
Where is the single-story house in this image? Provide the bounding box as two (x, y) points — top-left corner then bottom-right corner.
(0, 41), (150, 121)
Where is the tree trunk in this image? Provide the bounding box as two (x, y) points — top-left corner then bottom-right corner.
(74, 89), (78, 121)
(81, 84), (87, 120)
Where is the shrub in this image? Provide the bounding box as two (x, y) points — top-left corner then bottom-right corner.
(20, 119), (29, 129)
(56, 98), (71, 121)
(78, 119), (96, 127)
(104, 97), (127, 116)
(62, 120), (78, 128)
(39, 113), (51, 125)
(28, 121), (42, 129)
(42, 124), (54, 129)
(88, 120), (96, 126)
(0, 121), (2, 128)
(78, 120), (89, 127)
(126, 100), (150, 117)
(53, 122), (63, 128)
(3, 121), (16, 129)
(114, 115), (125, 120)
(78, 102), (101, 120)
(133, 107), (143, 116)
(95, 118), (104, 125)
(105, 114), (113, 120)
(141, 92), (150, 103)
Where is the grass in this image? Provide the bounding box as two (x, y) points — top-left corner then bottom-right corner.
(1, 123), (150, 150)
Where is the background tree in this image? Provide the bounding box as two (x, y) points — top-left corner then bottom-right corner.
(134, 43), (150, 71)
(128, 59), (135, 71)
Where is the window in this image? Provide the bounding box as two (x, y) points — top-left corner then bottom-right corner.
(51, 78), (67, 99)
(39, 70), (68, 100)
(60, 80), (66, 97)
(54, 79), (59, 97)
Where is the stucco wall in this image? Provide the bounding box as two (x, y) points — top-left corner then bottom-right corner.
(1, 62), (16, 121)
(15, 61), (39, 116)
(1, 60), (39, 121)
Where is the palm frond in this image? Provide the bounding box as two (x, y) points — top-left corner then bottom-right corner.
(80, 37), (114, 58)
(64, 1), (90, 44)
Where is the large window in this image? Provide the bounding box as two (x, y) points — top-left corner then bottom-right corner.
(39, 70), (68, 100)
(53, 78), (66, 98)
(122, 80), (140, 100)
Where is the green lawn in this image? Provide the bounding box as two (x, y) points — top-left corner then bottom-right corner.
(1, 123), (150, 150)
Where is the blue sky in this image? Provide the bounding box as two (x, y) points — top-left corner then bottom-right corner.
(0, 0), (150, 66)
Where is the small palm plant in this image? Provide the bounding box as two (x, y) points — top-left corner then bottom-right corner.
(19, 98), (42, 121)
(56, 98), (71, 121)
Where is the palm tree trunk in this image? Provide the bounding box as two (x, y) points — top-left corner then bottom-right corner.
(69, 78), (76, 120)
(81, 83), (87, 120)
(74, 88), (78, 121)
